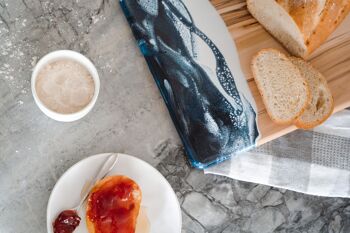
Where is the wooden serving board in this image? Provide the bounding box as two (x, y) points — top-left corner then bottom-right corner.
(211, 0), (350, 145)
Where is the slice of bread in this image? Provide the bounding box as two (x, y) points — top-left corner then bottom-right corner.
(86, 176), (142, 233)
(290, 57), (334, 129)
(251, 49), (310, 124)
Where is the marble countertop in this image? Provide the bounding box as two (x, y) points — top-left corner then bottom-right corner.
(0, 0), (349, 232)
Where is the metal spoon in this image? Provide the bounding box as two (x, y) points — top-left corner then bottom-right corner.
(53, 153), (119, 233)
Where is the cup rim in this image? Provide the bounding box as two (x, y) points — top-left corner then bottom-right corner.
(31, 50), (100, 122)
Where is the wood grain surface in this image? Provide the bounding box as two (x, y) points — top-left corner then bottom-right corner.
(211, 0), (350, 145)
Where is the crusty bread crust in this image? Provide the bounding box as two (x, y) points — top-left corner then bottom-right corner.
(305, 0), (350, 56)
(295, 104), (334, 129)
(291, 57), (334, 129)
(276, 0), (321, 41)
(86, 176), (142, 233)
(251, 48), (311, 124)
(248, 0), (350, 58)
(247, 0), (308, 57)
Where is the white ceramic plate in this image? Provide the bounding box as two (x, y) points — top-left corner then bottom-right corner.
(47, 153), (182, 233)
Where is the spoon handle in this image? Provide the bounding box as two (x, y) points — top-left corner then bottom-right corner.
(77, 153), (119, 210)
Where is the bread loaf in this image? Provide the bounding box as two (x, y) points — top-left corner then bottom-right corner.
(247, 0), (350, 58)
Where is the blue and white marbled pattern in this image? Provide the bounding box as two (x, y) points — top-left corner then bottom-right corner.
(121, 0), (259, 168)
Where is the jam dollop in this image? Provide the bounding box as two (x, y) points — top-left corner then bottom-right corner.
(53, 210), (81, 233)
(86, 176), (141, 233)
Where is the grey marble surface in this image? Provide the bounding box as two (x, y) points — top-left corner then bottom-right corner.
(0, 0), (349, 232)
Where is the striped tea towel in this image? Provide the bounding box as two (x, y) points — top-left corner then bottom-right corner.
(205, 109), (350, 198)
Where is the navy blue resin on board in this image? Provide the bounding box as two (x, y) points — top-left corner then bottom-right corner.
(120, 0), (259, 169)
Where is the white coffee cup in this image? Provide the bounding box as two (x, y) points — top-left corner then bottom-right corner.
(31, 50), (100, 122)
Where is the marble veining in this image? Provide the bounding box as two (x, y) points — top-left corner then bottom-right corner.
(0, 0), (350, 232)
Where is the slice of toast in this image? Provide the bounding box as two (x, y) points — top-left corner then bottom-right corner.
(290, 57), (334, 129)
(86, 176), (142, 233)
(251, 49), (311, 124)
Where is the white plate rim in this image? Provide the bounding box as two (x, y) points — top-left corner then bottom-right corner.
(46, 153), (182, 233)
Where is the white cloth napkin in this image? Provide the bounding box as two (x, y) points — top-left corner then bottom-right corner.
(205, 109), (350, 198)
